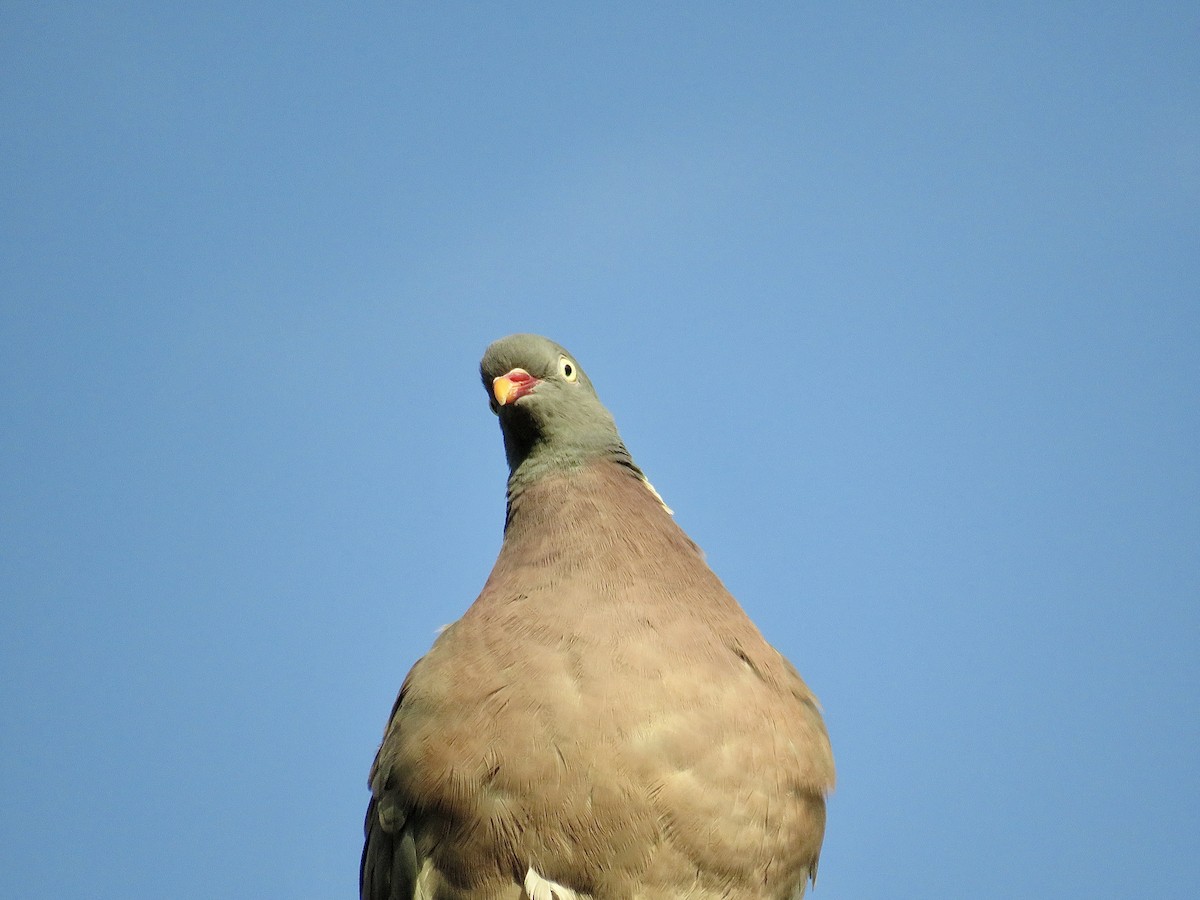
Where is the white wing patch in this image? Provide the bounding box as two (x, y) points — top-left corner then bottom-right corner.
(640, 476), (673, 515)
(414, 857), (438, 900)
(524, 867), (589, 900)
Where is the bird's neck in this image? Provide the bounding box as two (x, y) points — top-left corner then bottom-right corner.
(504, 442), (641, 525)
(499, 459), (694, 569)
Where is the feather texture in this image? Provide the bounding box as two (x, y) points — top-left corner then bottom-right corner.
(361, 336), (834, 899)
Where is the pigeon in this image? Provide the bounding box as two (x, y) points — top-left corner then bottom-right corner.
(362, 333), (834, 900)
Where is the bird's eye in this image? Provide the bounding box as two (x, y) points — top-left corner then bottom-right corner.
(558, 356), (578, 383)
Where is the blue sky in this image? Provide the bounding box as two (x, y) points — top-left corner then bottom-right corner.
(2, 4), (1197, 897)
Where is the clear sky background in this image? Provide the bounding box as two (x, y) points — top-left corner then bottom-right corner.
(2, 4), (1197, 898)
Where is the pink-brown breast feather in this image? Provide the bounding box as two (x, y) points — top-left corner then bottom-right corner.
(375, 461), (834, 897)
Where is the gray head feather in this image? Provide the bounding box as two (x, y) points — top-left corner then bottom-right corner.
(479, 334), (639, 481)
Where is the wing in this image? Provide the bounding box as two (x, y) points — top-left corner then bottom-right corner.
(361, 674), (466, 900)
(362, 680), (420, 900)
(361, 792), (413, 900)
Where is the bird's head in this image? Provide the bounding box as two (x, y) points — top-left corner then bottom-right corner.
(480, 334), (628, 478)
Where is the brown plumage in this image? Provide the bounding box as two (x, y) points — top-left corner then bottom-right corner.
(363, 335), (834, 900)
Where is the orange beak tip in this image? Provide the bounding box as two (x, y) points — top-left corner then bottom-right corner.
(492, 375), (515, 406)
(492, 368), (537, 406)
